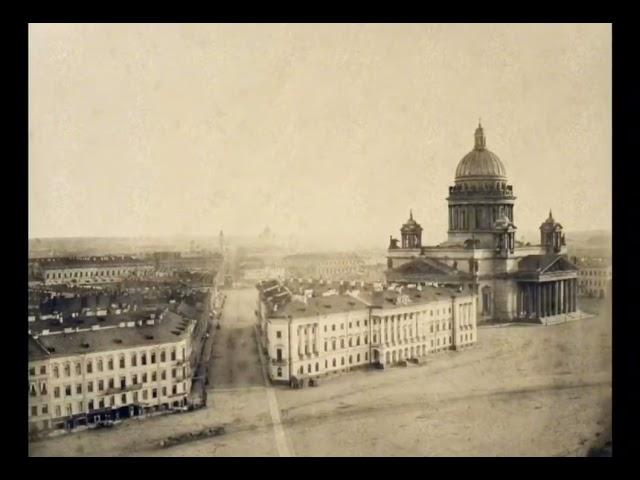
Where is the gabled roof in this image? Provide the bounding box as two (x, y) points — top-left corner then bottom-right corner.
(385, 258), (472, 283)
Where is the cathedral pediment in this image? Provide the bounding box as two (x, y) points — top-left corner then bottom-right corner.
(385, 258), (471, 283)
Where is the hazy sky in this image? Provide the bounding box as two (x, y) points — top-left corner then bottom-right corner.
(29, 23), (611, 248)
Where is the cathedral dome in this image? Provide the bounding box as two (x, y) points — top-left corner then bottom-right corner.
(455, 123), (507, 181)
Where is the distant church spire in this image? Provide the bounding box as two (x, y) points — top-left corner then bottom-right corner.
(474, 121), (486, 150)
(410, 209), (413, 221)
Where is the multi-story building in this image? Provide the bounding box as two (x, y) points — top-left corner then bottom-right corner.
(574, 258), (612, 298)
(386, 123), (579, 325)
(256, 280), (476, 386)
(39, 256), (155, 286)
(282, 253), (365, 281)
(28, 308), (201, 434)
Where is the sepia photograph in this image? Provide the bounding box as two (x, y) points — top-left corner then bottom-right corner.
(27, 23), (612, 457)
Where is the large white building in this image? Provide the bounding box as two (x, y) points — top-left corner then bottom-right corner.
(256, 279), (476, 386)
(386, 123), (579, 325)
(28, 308), (204, 434)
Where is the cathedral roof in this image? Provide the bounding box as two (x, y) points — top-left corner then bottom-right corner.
(385, 258), (472, 283)
(455, 123), (507, 181)
(400, 210), (423, 233)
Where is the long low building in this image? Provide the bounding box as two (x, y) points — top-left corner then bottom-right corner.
(39, 257), (155, 286)
(28, 306), (205, 434)
(256, 280), (476, 386)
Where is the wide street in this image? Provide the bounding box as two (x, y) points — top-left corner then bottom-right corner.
(29, 290), (611, 457)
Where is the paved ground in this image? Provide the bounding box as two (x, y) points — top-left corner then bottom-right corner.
(29, 292), (611, 457)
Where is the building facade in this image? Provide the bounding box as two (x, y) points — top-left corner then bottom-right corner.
(256, 280), (476, 386)
(386, 123), (579, 325)
(40, 257), (155, 286)
(576, 259), (612, 298)
(28, 310), (198, 434)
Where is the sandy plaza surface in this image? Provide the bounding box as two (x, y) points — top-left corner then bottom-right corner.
(29, 289), (611, 457)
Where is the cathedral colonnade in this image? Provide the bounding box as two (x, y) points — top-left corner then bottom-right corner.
(517, 279), (578, 319)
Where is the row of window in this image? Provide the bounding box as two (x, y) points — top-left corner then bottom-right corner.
(30, 383), (187, 418)
(34, 367), (186, 398)
(45, 268), (151, 279)
(40, 347), (183, 379)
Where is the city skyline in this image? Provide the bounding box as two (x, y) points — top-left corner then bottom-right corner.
(29, 24), (611, 249)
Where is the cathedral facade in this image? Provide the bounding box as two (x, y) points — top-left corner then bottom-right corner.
(386, 123), (579, 325)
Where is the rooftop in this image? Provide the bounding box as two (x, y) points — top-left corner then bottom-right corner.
(29, 309), (195, 361)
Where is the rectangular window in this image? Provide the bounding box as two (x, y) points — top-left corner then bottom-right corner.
(161, 370), (166, 381)
(152, 388), (158, 399)
(171, 349), (176, 361)
(108, 358), (113, 370)
(276, 331), (282, 339)
(88, 400), (94, 411)
(131, 353), (137, 367)
(42, 405), (48, 415)
(119, 356), (125, 369)
(121, 393), (127, 404)
(172, 385), (177, 395)
(40, 366), (46, 375)
(162, 386), (167, 396)
(141, 353), (147, 366)
(108, 378), (114, 389)
(54, 386), (60, 398)
(87, 381), (93, 393)
(76, 384), (82, 395)
(98, 380), (104, 391)
(65, 385), (71, 397)
(152, 371), (157, 382)
(132, 374), (138, 385)
(86, 361), (93, 374)
(151, 352), (156, 364)
(31, 406), (37, 417)
(142, 373), (148, 383)
(161, 351), (166, 362)
(143, 390), (148, 400)
(55, 406), (61, 417)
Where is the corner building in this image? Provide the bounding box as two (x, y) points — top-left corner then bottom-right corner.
(387, 123), (579, 325)
(257, 280), (476, 386)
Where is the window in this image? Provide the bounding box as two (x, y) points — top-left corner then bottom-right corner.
(142, 373), (148, 383)
(65, 385), (71, 397)
(332, 340), (336, 350)
(121, 393), (127, 404)
(171, 349), (176, 361)
(315, 363), (319, 372)
(324, 326), (327, 332)
(151, 352), (156, 364)
(97, 359), (103, 372)
(78, 401), (84, 411)
(42, 405), (48, 415)
(152, 371), (157, 382)
(53, 365), (59, 378)
(172, 368), (176, 379)
(152, 388), (158, 399)
(349, 355), (352, 364)
(348, 338), (352, 347)
(87, 381), (93, 393)
(324, 342), (327, 352)
(349, 322), (352, 328)
(64, 364), (71, 377)
(55, 406), (61, 417)
(107, 358), (114, 370)
(98, 380), (104, 391)
(161, 370), (166, 381)
(86, 361), (93, 374)
(332, 325), (335, 331)
(119, 356), (125, 369)
(133, 392), (138, 402)
(141, 353), (147, 366)
(161, 351), (166, 363)
(131, 353), (137, 367)
(365, 352), (368, 360)
(132, 374), (138, 385)
(76, 384), (82, 395)
(120, 377), (126, 389)
(364, 320), (368, 326)
(341, 357), (345, 366)
(277, 367), (282, 377)
(108, 378), (114, 389)
(66, 404), (72, 416)
(356, 354), (360, 362)
(332, 359), (336, 367)
(99, 399), (105, 409)
(30, 383), (37, 396)
(276, 330), (282, 339)
(341, 324), (344, 330)
(307, 364), (311, 373)
(142, 390), (148, 400)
